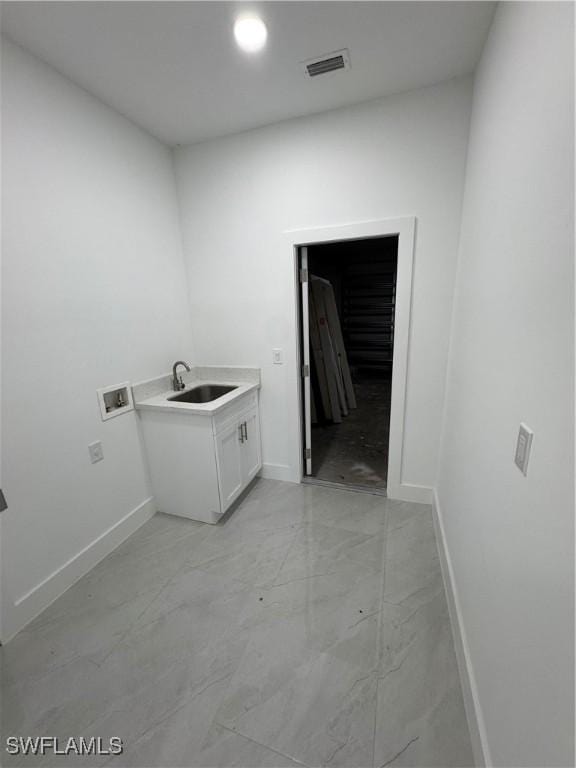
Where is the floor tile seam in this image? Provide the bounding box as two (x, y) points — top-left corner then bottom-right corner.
(318, 645), (382, 679)
(18, 578), (174, 639)
(180, 530), (298, 571)
(102, 517), (207, 556)
(375, 650), (462, 707)
(216, 723), (312, 767)
(310, 521), (387, 539)
(399, 602), (449, 632)
(190, 562), (284, 596)
(379, 588), (444, 618)
(128, 592), (255, 653)
(214, 645), (366, 736)
(375, 734), (420, 768)
(325, 500), (390, 518)
(79, 665), (236, 752)
(343, 549), (387, 574)
(385, 516), (435, 538)
(268, 526), (303, 587)
(271, 570), (341, 589)
(152, 514), (207, 531)
(298, 518), (377, 539)
(372, 505), (393, 764)
(142, 553), (257, 605)
(373, 683), (460, 762)
(7, 598), (134, 643)
(335, 551), (388, 576)
(11, 608), (101, 638)
(116, 519), (206, 550)
(381, 579), (445, 611)
(103, 527), (210, 571)
(2, 647), (105, 701)
(247, 627), (385, 763)
(236, 522), (306, 535)
(81, 688), (198, 762)
(323, 737), (354, 767)
(390, 525), (436, 553)
(374, 634), (421, 685)
(28, 698), (158, 756)
(110, 697), (191, 756)
(181, 549), (248, 573)
(270, 557), (376, 588)
(285, 544), (385, 573)
(306, 506), (388, 526)
(2, 647), (102, 694)
(385, 518), (423, 534)
(93, 566), (192, 668)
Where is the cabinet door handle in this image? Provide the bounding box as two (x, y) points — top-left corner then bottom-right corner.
(243, 421), (248, 441)
(238, 424), (244, 443)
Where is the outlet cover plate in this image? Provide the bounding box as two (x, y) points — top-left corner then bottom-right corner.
(89, 441), (104, 464)
(514, 423), (533, 475)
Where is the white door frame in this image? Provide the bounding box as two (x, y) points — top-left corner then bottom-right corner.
(285, 216), (416, 500)
(300, 246), (313, 475)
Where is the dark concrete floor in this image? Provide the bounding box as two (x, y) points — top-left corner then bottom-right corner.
(311, 376), (391, 490)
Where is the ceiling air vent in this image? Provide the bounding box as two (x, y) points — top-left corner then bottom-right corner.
(302, 49), (351, 78)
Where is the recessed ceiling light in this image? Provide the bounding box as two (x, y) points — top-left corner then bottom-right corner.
(234, 14), (267, 53)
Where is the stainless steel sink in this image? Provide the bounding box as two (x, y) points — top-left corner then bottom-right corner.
(168, 384), (238, 404)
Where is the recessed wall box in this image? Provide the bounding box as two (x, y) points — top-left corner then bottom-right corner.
(97, 382), (134, 421)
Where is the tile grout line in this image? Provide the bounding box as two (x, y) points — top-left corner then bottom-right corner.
(269, 524), (302, 587)
(372, 501), (392, 767)
(217, 723), (313, 768)
(94, 563), (188, 668)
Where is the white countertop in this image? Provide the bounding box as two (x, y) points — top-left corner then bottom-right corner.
(135, 381), (258, 416)
(132, 366), (260, 416)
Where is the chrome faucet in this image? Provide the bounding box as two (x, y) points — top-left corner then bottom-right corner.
(172, 360), (191, 391)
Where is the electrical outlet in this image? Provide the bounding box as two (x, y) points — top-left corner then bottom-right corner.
(89, 441), (104, 464)
(272, 348), (284, 365)
(514, 424), (533, 475)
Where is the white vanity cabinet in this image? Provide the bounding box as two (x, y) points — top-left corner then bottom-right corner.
(213, 398), (261, 511)
(139, 389), (261, 524)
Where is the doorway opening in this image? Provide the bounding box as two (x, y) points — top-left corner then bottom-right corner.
(299, 235), (398, 492)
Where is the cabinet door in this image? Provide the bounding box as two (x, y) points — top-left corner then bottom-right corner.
(215, 421), (243, 511)
(240, 407), (262, 484)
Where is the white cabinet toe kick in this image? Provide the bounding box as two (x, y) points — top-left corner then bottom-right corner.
(138, 389), (262, 524)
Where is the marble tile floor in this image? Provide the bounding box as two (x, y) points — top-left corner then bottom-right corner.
(0, 479), (473, 768)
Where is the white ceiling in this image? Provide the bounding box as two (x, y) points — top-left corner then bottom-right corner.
(1, 2), (495, 146)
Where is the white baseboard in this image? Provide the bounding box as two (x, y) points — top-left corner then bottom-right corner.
(432, 489), (492, 767)
(2, 497), (156, 644)
(387, 482), (434, 504)
(259, 463), (298, 482)
(258, 468), (433, 500)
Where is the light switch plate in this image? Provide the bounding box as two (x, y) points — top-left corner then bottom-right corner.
(89, 441), (104, 464)
(514, 423), (533, 475)
(272, 348), (283, 365)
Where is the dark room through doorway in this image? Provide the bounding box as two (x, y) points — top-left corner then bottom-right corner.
(299, 235), (398, 492)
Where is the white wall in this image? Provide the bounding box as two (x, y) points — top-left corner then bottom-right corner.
(436, 4), (574, 766)
(174, 77), (473, 490)
(1, 40), (194, 641)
